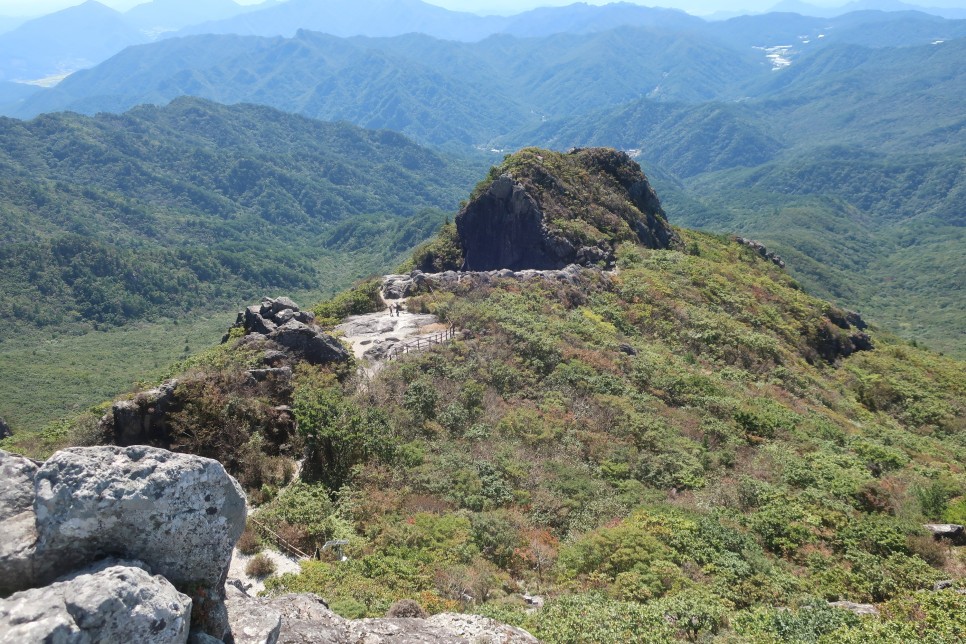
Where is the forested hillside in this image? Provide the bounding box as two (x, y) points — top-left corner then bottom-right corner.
(7, 16), (963, 358)
(0, 96), (476, 335)
(0, 97), (481, 431)
(10, 149), (962, 642)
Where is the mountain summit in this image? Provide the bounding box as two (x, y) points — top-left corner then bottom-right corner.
(457, 148), (678, 271)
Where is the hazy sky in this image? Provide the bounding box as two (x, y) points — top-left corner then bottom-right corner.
(0, 0), (962, 18)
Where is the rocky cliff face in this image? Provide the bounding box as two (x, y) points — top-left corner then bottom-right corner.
(457, 147), (678, 271)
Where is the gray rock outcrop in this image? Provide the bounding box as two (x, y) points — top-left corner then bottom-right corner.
(382, 264), (593, 301)
(0, 451), (39, 596)
(828, 600), (879, 616)
(0, 446), (246, 640)
(0, 559), (191, 644)
(925, 523), (965, 544)
(227, 297), (349, 366)
(223, 590), (539, 644)
(456, 148), (675, 271)
(735, 237), (786, 268)
(0, 416), (11, 439)
(107, 379), (179, 447)
(459, 175), (563, 271)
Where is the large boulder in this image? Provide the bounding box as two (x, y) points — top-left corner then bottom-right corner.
(29, 446), (245, 639)
(226, 297), (347, 366)
(270, 320), (349, 365)
(0, 559), (191, 643)
(457, 148), (677, 271)
(31, 446), (245, 590)
(0, 450), (39, 596)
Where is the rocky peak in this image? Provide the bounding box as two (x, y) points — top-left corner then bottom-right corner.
(456, 147), (678, 271)
(226, 296), (350, 365)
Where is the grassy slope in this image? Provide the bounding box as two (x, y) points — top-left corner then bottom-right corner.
(235, 230), (961, 642)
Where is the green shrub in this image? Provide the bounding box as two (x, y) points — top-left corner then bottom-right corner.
(653, 589), (730, 641)
(531, 594), (675, 644)
(237, 525), (262, 556)
(410, 221), (463, 273)
(734, 597), (859, 642)
(313, 278), (383, 326)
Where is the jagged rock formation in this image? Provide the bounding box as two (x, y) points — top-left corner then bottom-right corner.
(226, 297), (349, 365)
(735, 236), (786, 268)
(457, 147), (677, 271)
(97, 297), (341, 449)
(0, 446), (245, 640)
(106, 379), (180, 446)
(810, 307), (874, 363)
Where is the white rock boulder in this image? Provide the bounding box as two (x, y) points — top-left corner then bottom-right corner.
(0, 450), (39, 596)
(0, 559), (191, 643)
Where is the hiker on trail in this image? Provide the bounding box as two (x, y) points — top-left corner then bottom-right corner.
(387, 303), (394, 317)
(395, 302), (404, 316)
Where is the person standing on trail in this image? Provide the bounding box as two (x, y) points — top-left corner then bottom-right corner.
(388, 302), (396, 317)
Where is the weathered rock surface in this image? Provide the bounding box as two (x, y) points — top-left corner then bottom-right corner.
(422, 613), (540, 643)
(225, 584), (282, 644)
(224, 591), (539, 644)
(226, 297), (349, 366)
(25, 446), (245, 639)
(107, 379), (180, 447)
(0, 450), (39, 596)
(0, 416), (11, 439)
(336, 310), (440, 363)
(31, 446), (245, 591)
(382, 264), (594, 301)
(271, 320), (349, 365)
(457, 148), (676, 271)
(0, 559), (191, 644)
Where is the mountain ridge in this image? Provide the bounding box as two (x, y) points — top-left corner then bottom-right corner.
(4, 146), (962, 642)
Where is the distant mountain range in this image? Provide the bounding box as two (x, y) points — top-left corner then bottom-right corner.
(769, 0), (966, 20)
(0, 0), (964, 359)
(2, 0), (964, 84)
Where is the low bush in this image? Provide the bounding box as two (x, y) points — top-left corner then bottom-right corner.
(245, 553), (277, 578)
